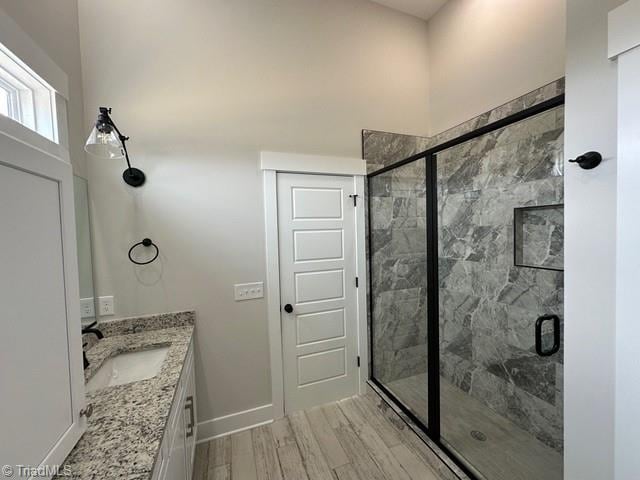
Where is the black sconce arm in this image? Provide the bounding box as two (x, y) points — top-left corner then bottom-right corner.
(96, 107), (146, 187)
(106, 118), (133, 172)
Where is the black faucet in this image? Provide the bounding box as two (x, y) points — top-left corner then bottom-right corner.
(82, 321), (104, 369)
(82, 320), (104, 339)
(83, 343), (90, 370)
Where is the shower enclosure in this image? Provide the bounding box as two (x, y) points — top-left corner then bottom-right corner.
(368, 97), (564, 480)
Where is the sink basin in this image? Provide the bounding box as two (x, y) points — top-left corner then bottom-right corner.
(86, 346), (170, 392)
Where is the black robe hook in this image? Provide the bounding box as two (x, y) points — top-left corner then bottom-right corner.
(568, 151), (602, 170)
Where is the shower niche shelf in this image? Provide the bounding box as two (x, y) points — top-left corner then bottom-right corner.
(514, 204), (564, 271)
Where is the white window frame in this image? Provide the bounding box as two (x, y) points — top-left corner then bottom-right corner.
(0, 8), (69, 160)
(0, 75), (21, 119)
(0, 45), (58, 142)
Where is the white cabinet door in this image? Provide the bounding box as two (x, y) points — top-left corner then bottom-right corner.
(277, 173), (359, 413)
(163, 410), (187, 480)
(0, 132), (86, 474)
(182, 351), (196, 478)
(154, 342), (196, 480)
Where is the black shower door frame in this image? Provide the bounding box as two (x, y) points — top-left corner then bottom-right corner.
(366, 93), (565, 479)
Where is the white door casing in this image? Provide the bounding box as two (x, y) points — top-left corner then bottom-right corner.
(277, 173), (359, 413)
(608, 3), (640, 476)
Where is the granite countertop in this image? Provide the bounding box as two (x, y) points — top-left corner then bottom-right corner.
(60, 311), (195, 480)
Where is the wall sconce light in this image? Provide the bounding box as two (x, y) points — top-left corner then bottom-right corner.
(84, 107), (146, 187)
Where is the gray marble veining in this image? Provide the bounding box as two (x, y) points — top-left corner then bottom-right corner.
(370, 158), (429, 384)
(516, 205), (564, 270)
(435, 105), (564, 452)
(363, 78), (564, 175)
(60, 311), (195, 479)
(368, 82), (565, 454)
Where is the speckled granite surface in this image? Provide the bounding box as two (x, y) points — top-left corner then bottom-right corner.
(82, 311), (195, 350)
(60, 311), (195, 479)
(98, 311), (195, 338)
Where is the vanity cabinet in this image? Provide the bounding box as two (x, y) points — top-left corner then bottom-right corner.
(153, 339), (197, 480)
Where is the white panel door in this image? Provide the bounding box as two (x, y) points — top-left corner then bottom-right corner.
(277, 173), (359, 412)
(0, 131), (86, 475)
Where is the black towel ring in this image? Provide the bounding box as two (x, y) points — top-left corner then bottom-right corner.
(128, 238), (159, 265)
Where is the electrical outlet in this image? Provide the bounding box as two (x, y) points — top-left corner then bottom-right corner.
(234, 282), (264, 301)
(98, 296), (115, 316)
(80, 298), (95, 319)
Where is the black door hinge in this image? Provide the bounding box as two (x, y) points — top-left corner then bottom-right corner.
(357, 356), (361, 367)
(349, 194), (359, 207)
(355, 277), (359, 288)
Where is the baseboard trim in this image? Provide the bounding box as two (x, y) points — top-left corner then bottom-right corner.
(196, 403), (273, 443)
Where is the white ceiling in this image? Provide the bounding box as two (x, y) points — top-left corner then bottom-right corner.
(370, 0), (449, 20)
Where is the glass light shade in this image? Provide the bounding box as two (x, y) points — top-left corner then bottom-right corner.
(84, 126), (124, 159)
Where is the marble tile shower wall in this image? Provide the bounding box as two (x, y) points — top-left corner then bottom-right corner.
(370, 159), (429, 384)
(436, 106), (564, 452)
(365, 80), (566, 453)
(363, 78), (565, 175)
(518, 206), (564, 270)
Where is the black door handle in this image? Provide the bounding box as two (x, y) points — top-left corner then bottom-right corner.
(535, 314), (561, 357)
(284, 304), (293, 313)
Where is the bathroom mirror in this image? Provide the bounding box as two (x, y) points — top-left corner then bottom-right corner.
(73, 175), (97, 323)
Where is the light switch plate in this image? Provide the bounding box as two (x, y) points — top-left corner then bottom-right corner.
(234, 282), (264, 301)
(80, 298), (95, 319)
(98, 296), (115, 316)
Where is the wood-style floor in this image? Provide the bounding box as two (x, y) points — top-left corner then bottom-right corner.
(192, 394), (447, 480)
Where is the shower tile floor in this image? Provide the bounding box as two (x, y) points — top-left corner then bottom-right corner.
(387, 374), (563, 480)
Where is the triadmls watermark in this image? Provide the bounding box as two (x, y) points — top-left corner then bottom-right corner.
(2, 464), (72, 477)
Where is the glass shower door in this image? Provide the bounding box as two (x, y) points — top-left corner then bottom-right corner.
(435, 106), (565, 480)
(369, 158), (429, 427)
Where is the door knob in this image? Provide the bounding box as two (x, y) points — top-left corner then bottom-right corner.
(284, 304), (293, 313)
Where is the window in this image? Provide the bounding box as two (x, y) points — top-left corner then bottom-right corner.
(0, 43), (58, 142)
(0, 72), (24, 122)
(0, 83), (9, 117)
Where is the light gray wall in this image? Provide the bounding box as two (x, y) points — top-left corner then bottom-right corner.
(73, 176), (95, 301)
(0, 0), (87, 178)
(426, 0), (566, 135)
(77, 0), (431, 423)
(564, 0), (624, 478)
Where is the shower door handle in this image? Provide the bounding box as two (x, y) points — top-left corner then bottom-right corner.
(535, 314), (561, 357)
